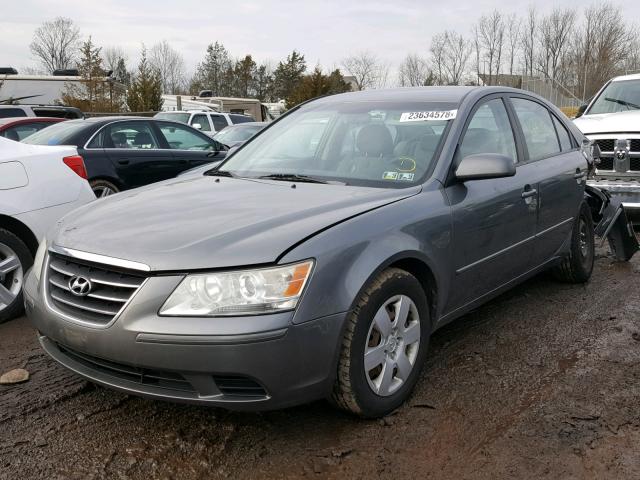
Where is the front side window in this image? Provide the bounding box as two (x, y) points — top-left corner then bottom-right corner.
(158, 122), (216, 150)
(511, 98), (561, 161)
(588, 80), (640, 115)
(219, 100), (456, 188)
(103, 122), (159, 149)
(190, 114), (211, 132)
(459, 99), (517, 162)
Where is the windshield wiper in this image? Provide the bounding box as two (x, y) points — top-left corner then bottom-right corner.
(256, 173), (332, 184)
(604, 97), (640, 110)
(205, 169), (236, 178)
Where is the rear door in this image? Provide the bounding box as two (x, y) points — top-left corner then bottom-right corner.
(102, 120), (175, 189)
(444, 96), (538, 313)
(507, 96), (587, 266)
(209, 114), (229, 133)
(154, 121), (227, 174)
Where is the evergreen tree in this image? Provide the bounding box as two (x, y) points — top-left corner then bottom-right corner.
(272, 50), (306, 102)
(62, 37), (123, 112)
(233, 55), (257, 97)
(127, 46), (163, 112)
(286, 66), (350, 108)
(254, 64), (274, 102)
(192, 42), (232, 96)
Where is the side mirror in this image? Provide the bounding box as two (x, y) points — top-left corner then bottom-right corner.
(455, 153), (516, 181)
(591, 142), (601, 165)
(192, 123), (202, 130)
(575, 104), (588, 118)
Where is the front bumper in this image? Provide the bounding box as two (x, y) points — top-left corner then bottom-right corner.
(587, 178), (640, 220)
(23, 266), (346, 411)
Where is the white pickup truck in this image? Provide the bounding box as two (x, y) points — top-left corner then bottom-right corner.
(574, 73), (640, 221)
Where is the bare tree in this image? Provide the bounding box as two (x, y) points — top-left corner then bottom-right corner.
(29, 17), (80, 73)
(149, 40), (187, 94)
(430, 33), (447, 85)
(443, 31), (472, 85)
(506, 14), (521, 76)
(537, 8), (576, 83)
(342, 52), (385, 90)
(521, 6), (537, 78)
(398, 54), (430, 86)
(475, 11), (506, 85)
(102, 46), (127, 73)
(573, 3), (638, 99)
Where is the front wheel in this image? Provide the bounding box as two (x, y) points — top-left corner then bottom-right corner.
(0, 229), (33, 323)
(553, 202), (595, 283)
(332, 268), (430, 418)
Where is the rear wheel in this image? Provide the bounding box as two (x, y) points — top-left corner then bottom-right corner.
(332, 268), (430, 418)
(553, 202), (594, 283)
(0, 229), (33, 323)
(90, 179), (119, 198)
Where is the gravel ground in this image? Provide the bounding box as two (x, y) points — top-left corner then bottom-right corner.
(1, 246), (639, 480)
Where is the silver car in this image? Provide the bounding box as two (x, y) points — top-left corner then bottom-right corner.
(25, 87), (602, 417)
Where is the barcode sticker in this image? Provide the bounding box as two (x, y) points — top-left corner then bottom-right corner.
(400, 110), (457, 122)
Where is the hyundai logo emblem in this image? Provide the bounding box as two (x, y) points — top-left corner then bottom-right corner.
(68, 275), (92, 297)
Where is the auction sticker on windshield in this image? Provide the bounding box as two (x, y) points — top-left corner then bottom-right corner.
(400, 110), (457, 122)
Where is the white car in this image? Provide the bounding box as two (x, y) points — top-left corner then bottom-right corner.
(574, 73), (640, 220)
(0, 137), (95, 322)
(154, 110), (255, 138)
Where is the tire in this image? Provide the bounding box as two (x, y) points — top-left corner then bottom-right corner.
(90, 179), (119, 198)
(332, 268), (431, 418)
(553, 202), (595, 283)
(0, 229), (33, 323)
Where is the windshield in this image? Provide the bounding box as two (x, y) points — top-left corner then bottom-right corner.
(588, 79), (640, 114)
(22, 120), (85, 145)
(155, 112), (190, 124)
(214, 125), (263, 144)
(219, 101), (455, 188)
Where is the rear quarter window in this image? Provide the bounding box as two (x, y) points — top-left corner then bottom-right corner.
(230, 114), (255, 124)
(0, 108), (27, 118)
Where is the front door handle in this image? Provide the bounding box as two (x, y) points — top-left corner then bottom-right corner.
(117, 159), (130, 165)
(521, 188), (537, 199)
(574, 171), (586, 179)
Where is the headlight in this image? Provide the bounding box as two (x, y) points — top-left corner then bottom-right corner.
(32, 237), (47, 282)
(159, 260), (314, 316)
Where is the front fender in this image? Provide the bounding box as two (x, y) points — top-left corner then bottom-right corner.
(281, 187), (453, 325)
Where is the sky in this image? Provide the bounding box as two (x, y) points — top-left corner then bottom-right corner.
(2, 0), (640, 77)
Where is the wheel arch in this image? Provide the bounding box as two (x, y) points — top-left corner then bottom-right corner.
(0, 214), (39, 255)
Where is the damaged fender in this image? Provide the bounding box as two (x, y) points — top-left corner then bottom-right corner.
(585, 185), (639, 261)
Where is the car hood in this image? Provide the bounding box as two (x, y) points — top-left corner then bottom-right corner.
(53, 176), (421, 271)
(574, 111), (640, 135)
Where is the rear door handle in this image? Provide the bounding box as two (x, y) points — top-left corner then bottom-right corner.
(117, 159), (130, 165)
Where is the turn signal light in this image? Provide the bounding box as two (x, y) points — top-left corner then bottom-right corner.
(63, 155), (88, 179)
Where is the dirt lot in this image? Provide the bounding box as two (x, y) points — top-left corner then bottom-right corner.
(1, 246), (639, 480)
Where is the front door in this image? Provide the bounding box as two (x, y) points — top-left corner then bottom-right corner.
(444, 97), (538, 314)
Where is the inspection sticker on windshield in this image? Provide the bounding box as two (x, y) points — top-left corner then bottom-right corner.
(383, 171), (399, 180)
(400, 110), (457, 122)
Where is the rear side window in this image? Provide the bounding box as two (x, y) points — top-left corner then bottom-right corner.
(2, 123), (49, 141)
(210, 115), (228, 131)
(0, 108), (27, 118)
(229, 114), (255, 124)
(459, 98), (518, 162)
(511, 98), (561, 161)
(552, 115), (573, 151)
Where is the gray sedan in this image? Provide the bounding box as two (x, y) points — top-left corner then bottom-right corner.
(25, 87), (599, 417)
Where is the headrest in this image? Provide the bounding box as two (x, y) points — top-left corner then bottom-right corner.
(356, 124), (393, 157)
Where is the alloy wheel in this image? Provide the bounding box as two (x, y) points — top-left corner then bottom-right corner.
(364, 295), (421, 397)
(0, 242), (23, 312)
(93, 185), (115, 198)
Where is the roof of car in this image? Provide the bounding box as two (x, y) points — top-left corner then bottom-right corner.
(611, 73), (640, 82)
(0, 117), (64, 127)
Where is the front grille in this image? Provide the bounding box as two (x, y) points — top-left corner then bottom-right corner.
(46, 253), (146, 325)
(595, 139), (615, 152)
(58, 344), (196, 392)
(598, 157), (614, 170)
